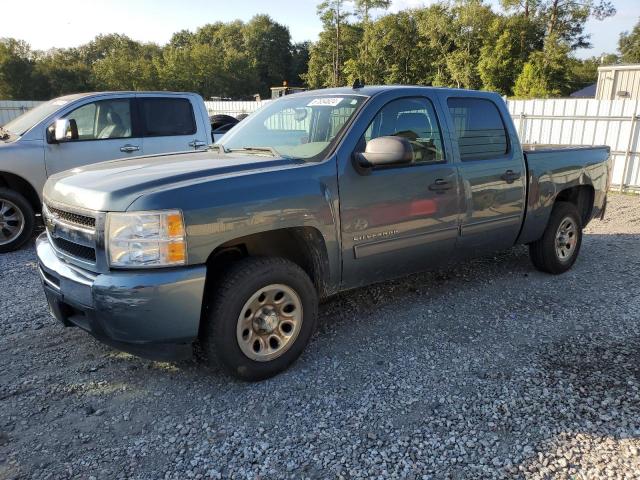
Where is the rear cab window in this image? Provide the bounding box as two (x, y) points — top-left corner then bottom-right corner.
(139, 98), (196, 137)
(447, 98), (509, 160)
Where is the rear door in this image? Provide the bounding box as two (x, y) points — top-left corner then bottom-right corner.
(137, 96), (208, 155)
(339, 95), (461, 288)
(44, 97), (143, 176)
(444, 96), (525, 252)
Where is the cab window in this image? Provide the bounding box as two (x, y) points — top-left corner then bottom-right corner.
(363, 97), (445, 164)
(63, 99), (132, 140)
(447, 97), (508, 160)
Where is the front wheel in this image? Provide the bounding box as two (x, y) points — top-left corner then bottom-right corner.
(529, 201), (583, 274)
(0, 188), (35, 253)
(200, 257), (318, 381)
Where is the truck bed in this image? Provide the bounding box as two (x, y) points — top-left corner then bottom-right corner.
(522, 144), (610, 154)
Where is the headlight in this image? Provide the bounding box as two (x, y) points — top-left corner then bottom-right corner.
(107, 210), (186, 268)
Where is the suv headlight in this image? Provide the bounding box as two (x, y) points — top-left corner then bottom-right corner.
(107, 210), (186, 268)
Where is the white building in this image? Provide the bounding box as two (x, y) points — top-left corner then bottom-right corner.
(596, 64), (640, 100)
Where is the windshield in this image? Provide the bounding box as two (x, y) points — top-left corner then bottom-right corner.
(3, 97), (74, 136)
(219, 94), (367, 160)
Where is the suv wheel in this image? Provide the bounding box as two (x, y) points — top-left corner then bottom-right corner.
(529, 201), (583, 274)
(200, 257), (318, 381)
(0, 188), (35, 253)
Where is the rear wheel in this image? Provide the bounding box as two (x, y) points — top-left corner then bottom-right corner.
(0, 188), (35, 253)
(200, 257), (318, 381)
(529, 201), (582, 274)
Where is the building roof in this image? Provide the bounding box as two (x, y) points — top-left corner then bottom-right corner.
(570, 83), (597, 98)
(597, 64), (640, 72)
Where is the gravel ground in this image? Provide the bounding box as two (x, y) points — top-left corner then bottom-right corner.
(1, 193), (640, 480)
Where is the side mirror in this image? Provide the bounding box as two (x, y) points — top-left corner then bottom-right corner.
(355, 136), (413, 168)
(51, 118), (79, 143)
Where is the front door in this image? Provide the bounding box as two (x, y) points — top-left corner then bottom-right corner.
(44, 98), (142, 176)
(339, 96), (460, 288)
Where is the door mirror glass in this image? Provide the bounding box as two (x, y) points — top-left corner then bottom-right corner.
(53, 118), (79, 142)
(356, 136), (413, 168)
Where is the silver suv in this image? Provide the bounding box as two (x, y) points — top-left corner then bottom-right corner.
(0, 91), (212, 252)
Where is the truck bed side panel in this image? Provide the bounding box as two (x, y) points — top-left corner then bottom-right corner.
(517, 146), (610, 245)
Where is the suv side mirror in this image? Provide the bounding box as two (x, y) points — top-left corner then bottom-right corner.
(50, 119), (79, 143)
(355, 136), (413, 168)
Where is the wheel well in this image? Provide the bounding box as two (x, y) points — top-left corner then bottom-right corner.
(0, 172), (41, 214)
(205, 227), (331, 299)
(555, 185), (594, 225)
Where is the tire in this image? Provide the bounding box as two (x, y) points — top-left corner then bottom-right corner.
(0, 188), (35, 253)
(529, 201), (583, 274)
(200, 257), (318, 381)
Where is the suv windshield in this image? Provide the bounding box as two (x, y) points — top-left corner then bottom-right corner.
(3, 97), (75, 136)
(219, 94), (367, 160)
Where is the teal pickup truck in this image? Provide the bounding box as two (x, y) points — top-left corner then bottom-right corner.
(36, 86), (611, 380)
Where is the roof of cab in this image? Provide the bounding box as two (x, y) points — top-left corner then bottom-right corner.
(295, 85), (496, 98)
(52, 91), (200, 101)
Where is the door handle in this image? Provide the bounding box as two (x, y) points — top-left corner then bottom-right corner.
(501, 169), (521, 183)
(189, 140), (207, 149)
(428, 179), (452, 193)
(120, 144), (140, 153)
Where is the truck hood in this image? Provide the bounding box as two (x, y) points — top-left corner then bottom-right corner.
(43, 150), (298, 211)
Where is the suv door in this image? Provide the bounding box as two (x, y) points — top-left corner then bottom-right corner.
(444, 96), (525, 252)
(44, 97), (142, 176)
(137, 96), (208, 155)
(339, 96), (460, 288)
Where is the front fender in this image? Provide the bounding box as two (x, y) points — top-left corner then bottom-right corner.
(126, 159), (341, 288)
(0, 139), (46, 201)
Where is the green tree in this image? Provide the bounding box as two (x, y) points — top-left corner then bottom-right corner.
(243, 15), (293, 95)
(0, 38), (38, 99)
(305, 22), (362, 88)
(352, 0), (391, 84)
(345, 11), (428, 85)
(478, 15), (544, 95)
(513, 35), (571, 97)
(289, 41), (311, 86)
(414, 4), (457, 87)
(619, 19), (640, 63)
(34, 48), (92, 97)
(446, 0), (498, 89)
(91, 40), (161, 91)
(316, 0), (353, 86)
(353, 0), (391, 22)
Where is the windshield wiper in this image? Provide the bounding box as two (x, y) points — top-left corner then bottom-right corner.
(227, 146), (279, 157)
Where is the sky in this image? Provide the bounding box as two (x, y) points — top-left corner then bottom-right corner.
(2, 0), (639, 60)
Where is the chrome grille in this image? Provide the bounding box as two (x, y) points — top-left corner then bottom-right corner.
(51, 237), (97, 262)
(44, 203), (98, 265)
(46, 205), (96, 229)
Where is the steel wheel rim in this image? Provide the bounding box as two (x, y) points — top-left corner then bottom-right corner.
(0, 198), (25, 246)
(555, 216), (577, 262)
(236, 283), (303, 362)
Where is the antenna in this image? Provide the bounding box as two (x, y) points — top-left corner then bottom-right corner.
(352, 78), (365, 89)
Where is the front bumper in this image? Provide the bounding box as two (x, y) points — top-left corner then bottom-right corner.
(36, 233), (207, 360)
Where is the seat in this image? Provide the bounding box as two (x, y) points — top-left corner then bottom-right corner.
(393, 112), (436, 163)
(98, 111), (127, 139)
(393, 112), (428, 141)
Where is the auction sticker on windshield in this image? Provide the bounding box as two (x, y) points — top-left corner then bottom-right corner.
(307, 97), (344, 107)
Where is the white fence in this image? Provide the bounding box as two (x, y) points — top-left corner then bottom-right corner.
(3, 97), (640, 191)
(204, 100), (269, 118)
(507, 99), (640, 192)
(0, 100), (44, 125)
